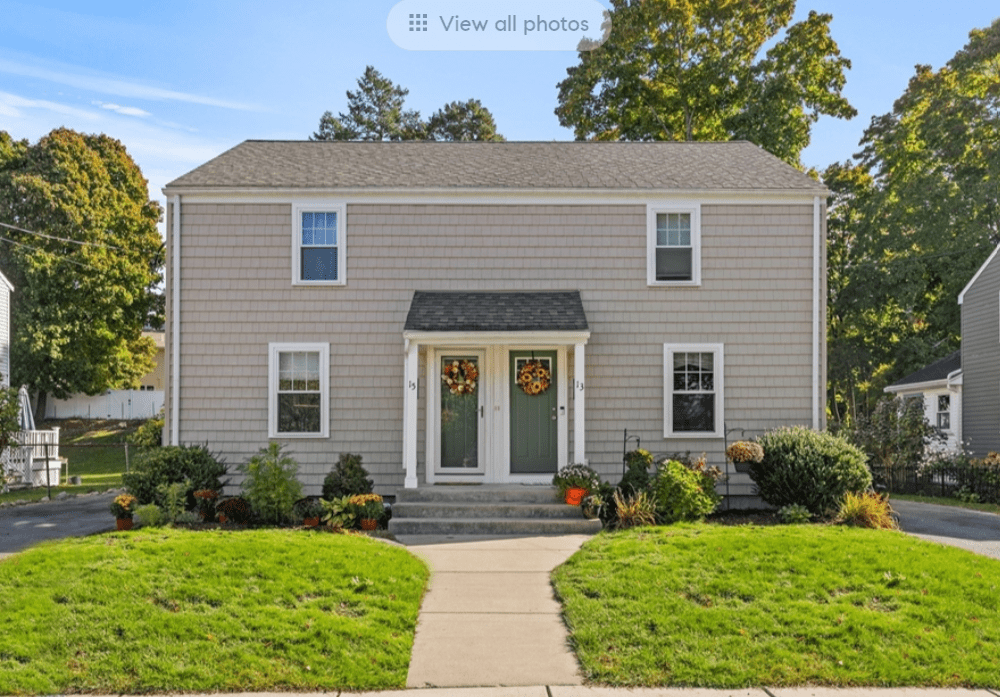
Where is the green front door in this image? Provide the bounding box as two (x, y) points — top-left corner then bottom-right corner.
(509, 351), (558, 474)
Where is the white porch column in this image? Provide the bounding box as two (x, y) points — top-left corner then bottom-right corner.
(403, 340), (419, 488)
(574, 342), (587, 465)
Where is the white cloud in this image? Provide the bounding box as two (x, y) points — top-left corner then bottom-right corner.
(95, 101), (152, 118)
(0, 58), (260, 112)
(0, 91), (99, 120)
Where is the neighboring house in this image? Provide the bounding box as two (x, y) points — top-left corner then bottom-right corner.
(0, 270), (10, 388)
(884, 350), (963, 452)
(958, 243), (1000, 457)
(44, 331), (165, 419)
(161, 141), (828, 504)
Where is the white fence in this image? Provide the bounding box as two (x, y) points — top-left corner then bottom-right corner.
(0, 428), (61, 490)
(45, 390), (164, 420)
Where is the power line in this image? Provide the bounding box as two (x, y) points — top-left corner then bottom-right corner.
(0, 234), (101, 271)
(0, 220), (126, 252)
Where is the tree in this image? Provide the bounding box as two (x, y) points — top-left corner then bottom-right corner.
(426, 99), (505, 142)
(825, 20), (1000, 427)
(312, 66), (505, 142)
(555, 0), (855, 166)
(0, 128), (163, 421)
(312, 66), (425, 141)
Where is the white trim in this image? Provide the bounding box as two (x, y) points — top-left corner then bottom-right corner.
(812, 196), (821, 430)
(163, 189), (826, 206)
(647, 203), (701, 287)
(431, 350), (487, 478)
(0, 271), (12, 293)
(404, 339), (420, 488)
(663, 343), (725, 439)
(170, 195), (180, 446)
(573, 342), (586, 465)
(884, 378), (950, 394)
(404, 330), (591, 345)
(958, 243), (1000, 305)
(501, 346), (567, 484)
(291, 202), (346, 286)
(267, 342), (330, 439)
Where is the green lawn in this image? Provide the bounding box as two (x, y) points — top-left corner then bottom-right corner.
(0, 528), (429, 695)
(553, 524), (1000, 687)
(891, 493), (1000, 515)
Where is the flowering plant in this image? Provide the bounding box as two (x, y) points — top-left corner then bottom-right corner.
(193, 488), (220, 519)
(552, 463), (601, 496)
(109, 493), (138, 519)
(726, 441), (764, 464)
(442, 360), (478, 395)
(348, 492), (384, 520)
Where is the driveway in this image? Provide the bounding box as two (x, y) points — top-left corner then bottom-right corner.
(892, 499), (1000, 560)
(0, 492), (117, 560)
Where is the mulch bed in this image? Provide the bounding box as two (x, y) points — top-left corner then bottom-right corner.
(706, 508), (781, 526)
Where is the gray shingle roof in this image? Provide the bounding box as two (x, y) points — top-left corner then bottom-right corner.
(887, 350), (962, 389)
(164, 140), (826, 192)
(404, 291), (588, 332)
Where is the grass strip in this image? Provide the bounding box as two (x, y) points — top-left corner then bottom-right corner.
(890, 493), (1000, 515)
(0, 528), (429, 694)
(553, 524), (1000, 687)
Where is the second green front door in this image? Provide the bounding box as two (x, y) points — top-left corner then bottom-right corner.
(509, 351), (558, 474)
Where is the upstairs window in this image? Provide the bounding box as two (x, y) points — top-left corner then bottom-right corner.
(293, 204), (346, 285)
(647, 204), (701, 286)
(937, 394), (951, 430)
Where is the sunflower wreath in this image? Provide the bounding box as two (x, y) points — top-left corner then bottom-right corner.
(517, 359), (551, 396)
(442, 359), (479, 395)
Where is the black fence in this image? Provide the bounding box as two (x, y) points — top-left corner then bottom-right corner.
(868, 460), (1000, 504)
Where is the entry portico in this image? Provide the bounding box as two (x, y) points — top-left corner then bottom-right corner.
(401, 291), (590, 488)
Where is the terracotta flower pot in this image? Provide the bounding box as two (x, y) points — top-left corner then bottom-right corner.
(360, 518), (378, 531)
(218, 514), (228, 524)
(303, 517), (320, 528)
(565, 487), (588, 506)
(116, 518), (133, 531)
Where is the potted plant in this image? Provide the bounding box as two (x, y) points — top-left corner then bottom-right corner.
(294, 497), (325, 527)
(109, 493), (138, 530)
(726, 441), (764, 473)
(216, 496), (252, 525)
(320, 495), (357, 530)
(552, 464), (601, 505)
(193, 488), (220, 521)
(581, 493), (603, 520)
(348, 493), (384, 530)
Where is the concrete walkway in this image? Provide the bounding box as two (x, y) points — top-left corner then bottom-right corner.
(397, 534), (590, 688)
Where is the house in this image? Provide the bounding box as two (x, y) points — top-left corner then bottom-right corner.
(44, 331), (165, 419)
(958, 243), (1000, 457)
(0, 270), (10, 388)
(884, 350), (962, 452)
(161, 140), (828, 509)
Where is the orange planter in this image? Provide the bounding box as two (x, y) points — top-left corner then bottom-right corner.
(565, 487), (588, 506)
(303, 517), (320, 528)
(360, 518), (378, 531)
(116, 518), (133, 531)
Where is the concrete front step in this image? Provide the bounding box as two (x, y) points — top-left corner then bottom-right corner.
(388, 516), (602, 535)
(394, 485), (563, 504)
(393, 501), (584, 520)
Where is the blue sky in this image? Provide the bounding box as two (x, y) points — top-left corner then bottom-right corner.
(2, 0), (997, 224)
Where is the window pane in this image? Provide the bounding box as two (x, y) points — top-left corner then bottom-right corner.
(938, 395), (950, 411)
(302, 248), (338, 281)
(656, 213), (668, 246)
(278, 393), (321, 433)
(673, 394), (714, 432)
(656, 248), (692, 281)
(302, 212), (314, 229)
(701, 374), (714, 391)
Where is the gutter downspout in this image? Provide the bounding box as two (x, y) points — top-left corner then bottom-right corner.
(813, 196), (821, 430)
(171, 195), (180, 446)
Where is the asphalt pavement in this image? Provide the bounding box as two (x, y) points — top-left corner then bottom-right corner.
(892, 498), (1000, 559)
(0, 490), (117, 559)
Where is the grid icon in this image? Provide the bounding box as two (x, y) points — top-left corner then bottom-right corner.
(408, 13), (428, 31)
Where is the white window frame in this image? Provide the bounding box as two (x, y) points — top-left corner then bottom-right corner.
(268, 342), (330, 438)
(292, 202), (346, 286)
(647, 203), (701, 287)
(664, 343), (724, 438)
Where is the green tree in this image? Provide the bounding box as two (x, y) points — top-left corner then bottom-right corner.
(312, 66), (425, 141)
(426, 99), (505, 141)
(555, 0), (855, 166)
(825, 20), (1000, 426)
(0, 128), (163, 421)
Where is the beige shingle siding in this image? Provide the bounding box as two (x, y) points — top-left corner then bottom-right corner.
(167, 201), (817, 494)
(961, 250), (1000, 457)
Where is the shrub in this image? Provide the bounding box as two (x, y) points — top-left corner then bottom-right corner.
(122, 445), (228, 509)
(850, 396), (943, 479)
(838, 491), (899, 529)
(128, 413), (164, 448)
(612, 489), (656, 529)
(652, 459), (721, 523)
(193, 489), (220, 520)
(619, 448), (654, 494)
(778, 503), (812, 524)
(293, 497), (325, 520)
(552, 463), (601, 497)
(133, 503), (166, 528)
(217, 496), (252, 524)
(750, 426), (871, 516)
(240, 442), (303, 525)
(322, 453), (373, 500)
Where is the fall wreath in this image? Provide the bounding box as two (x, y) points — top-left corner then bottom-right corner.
(442, 359), (478, 395)
(517, 359), (551, 395)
